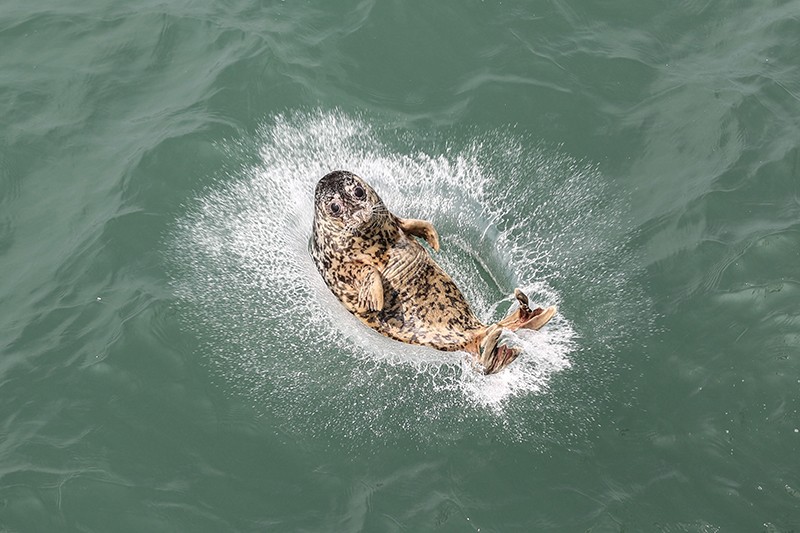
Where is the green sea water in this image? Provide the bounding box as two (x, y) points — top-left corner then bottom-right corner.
(2, 1), (799, 531)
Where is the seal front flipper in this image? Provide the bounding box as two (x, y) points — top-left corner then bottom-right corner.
(356, 265), (384, 313)
(399, 218), (440, 252)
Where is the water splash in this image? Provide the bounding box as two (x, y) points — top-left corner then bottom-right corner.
(168, 109), (648, 448)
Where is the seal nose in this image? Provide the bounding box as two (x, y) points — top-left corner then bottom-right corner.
(351, 204), (373, 225)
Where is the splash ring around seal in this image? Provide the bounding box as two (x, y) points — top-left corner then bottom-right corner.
(167, 109), (651, 449)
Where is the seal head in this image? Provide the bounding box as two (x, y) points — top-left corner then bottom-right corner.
(313, 170), (387, 235)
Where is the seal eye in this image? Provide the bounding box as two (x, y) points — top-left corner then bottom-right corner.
(328, 200), (343, 216)
(353, 186), (366, 199)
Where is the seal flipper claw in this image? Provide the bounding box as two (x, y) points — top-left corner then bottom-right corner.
(399, 218), (440, 252)
(356, 266), (384, 313)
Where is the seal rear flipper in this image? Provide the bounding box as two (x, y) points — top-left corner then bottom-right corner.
(399, 218), (440, 252)
(497, 288), (557, 331)
(518, 306), (556, 330)
(356, 266), (384, 313)
(475, 326), (521, 375)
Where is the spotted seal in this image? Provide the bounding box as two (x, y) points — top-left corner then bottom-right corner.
(311, 170), (556, 374)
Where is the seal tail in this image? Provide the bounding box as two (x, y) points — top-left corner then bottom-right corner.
(471, 289), (556, 375)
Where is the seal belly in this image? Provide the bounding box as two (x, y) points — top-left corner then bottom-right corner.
(364, 238), (484, 351)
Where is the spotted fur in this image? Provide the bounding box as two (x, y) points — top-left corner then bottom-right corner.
(311, 170), (555, 374)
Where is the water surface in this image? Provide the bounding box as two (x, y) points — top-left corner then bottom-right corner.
(1, 0), (799, 531)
